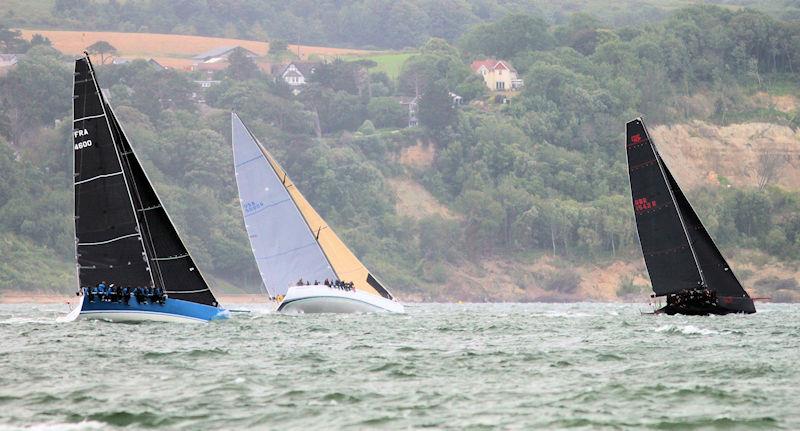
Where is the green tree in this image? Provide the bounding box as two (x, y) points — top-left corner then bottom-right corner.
(460, 13), (554, 58)
(367, 97), (407, 129)
(0, 46), (70, 145)
(418, 80), (456, 132)
(0, 23), (29, 52)
(268, 39), (289, 54)
(226, 47), (261, 81)
(86, 40), (117, 64)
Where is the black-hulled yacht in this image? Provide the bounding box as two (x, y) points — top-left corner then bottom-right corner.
(626, 118), (755, 315)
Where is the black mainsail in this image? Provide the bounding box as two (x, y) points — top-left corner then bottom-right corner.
(626, 118), (755, 314)
(73, 55), (219, 307)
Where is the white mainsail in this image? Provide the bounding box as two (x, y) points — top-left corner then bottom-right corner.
(232, 113), (336, 297)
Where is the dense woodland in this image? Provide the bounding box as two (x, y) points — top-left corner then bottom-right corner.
(1, 4), (799, 298)
(3, 0), (797, 49)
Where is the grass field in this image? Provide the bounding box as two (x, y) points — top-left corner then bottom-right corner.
(346, 52), (414, 79)
(18, 29), (374, 69)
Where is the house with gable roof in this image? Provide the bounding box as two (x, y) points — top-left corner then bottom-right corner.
(470, 59), (523, 91)
(272, 61), (319, 87)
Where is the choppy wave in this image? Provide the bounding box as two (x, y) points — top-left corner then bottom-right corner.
(654, 324), (718, 335)
(0, 303), (798, 430)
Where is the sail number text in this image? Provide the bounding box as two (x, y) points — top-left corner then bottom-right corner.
(73, 128), (92, 150)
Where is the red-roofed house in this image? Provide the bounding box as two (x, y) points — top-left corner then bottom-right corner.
(470, 59), (523, 91)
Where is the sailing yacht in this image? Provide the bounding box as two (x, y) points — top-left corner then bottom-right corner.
(231, 113), (404, 313)
(626, 117), (755, 315)
(61, 55), (229, 323)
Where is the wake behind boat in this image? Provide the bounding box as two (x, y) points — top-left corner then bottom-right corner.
(626, 118), (755, 316)
(231, 113), (404, 314)
(62, 55), (228, 323)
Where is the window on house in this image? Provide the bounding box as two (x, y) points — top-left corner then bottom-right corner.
(496, 81), (504, 90)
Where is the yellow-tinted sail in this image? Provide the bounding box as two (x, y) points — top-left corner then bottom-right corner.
(254, 140), (392, 299)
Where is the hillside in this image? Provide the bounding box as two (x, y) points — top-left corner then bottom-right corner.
(3, 4), (800, 304)
(389, 116), (800, 303)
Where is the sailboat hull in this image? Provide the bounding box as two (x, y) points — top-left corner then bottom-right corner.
(656, 297), (756, 316)
(59, 295), (230, 323)
(277, 286), (405, 314)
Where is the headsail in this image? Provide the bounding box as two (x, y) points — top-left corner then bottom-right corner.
(626, 118), (753, 310)
(73, 55), (219, 307)
(231, 113), (394, 299)
(664, 167), (752, 304)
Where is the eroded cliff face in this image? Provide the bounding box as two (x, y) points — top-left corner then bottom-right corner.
(651, 121), (800, 190)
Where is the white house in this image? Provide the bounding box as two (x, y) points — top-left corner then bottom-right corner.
(272, 62), (319, 87)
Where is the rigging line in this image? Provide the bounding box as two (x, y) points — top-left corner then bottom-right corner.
(137, 204), (162, 212)
(256, 241), (319, 260)
(235, 152), (265, 168)
(74, 171), (123, 185)
(84, 56), (157, 289)
(165, 288), (210, 294)
(152, 253), (189, 261)
(78, 232), (139, 246)
(73, 113), (106, 122)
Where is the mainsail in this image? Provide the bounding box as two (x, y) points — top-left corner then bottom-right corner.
(231, 113), (394, 300)
(73, 55), (219, 307)
(626, 118), (754, 311)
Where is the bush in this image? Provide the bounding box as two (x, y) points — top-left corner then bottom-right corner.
(544, 269), (581, 293)
(617, 275), (648, 296)
(367, 97), (408, 129)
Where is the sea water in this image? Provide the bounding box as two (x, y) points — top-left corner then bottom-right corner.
(0, 303), (798, 430)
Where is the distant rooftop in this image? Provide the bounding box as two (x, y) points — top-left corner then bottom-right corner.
(192, 46), (258, 61)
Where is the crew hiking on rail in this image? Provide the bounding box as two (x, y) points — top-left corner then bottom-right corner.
(77, 281), (167, 305)
(295, 278), (355, 291)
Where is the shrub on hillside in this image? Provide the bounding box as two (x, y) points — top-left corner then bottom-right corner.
(544, 269), (581, 293)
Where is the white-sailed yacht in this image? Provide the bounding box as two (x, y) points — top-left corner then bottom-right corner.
(231, 113), (404, 314)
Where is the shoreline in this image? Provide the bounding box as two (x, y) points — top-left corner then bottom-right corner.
(1, 292), (788, 305)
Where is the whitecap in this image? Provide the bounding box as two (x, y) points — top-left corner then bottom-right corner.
(0, 317), (59, 325)
(654, 324), (718, 335)
(0, 420), (107, 431)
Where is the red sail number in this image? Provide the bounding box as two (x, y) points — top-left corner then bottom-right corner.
(628, 134), (643, 147)
(634, 197), (657, 213)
